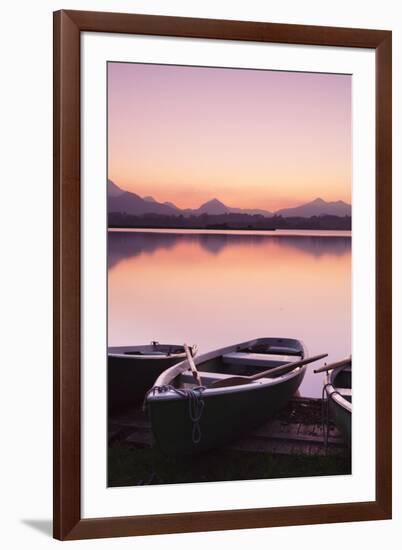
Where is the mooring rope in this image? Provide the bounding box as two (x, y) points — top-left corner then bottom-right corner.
(144, 385), (206, 444)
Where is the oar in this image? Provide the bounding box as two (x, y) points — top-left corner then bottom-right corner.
(184, 343), (202, 386)
(313, 355), (352, 374)
(210, 353), (328, 389)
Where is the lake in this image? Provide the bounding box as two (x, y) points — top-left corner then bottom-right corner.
(108, 229), (351, 397)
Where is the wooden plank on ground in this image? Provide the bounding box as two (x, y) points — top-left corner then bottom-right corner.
(125, 430), (153, 447)
(108, 398), (348, 457)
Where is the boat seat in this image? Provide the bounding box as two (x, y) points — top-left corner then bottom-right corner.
(180, 370), (271, 387)
(222, 352), (296, 367)
(245, 347), (301, 356)
(181, 371), (234, 383)
(124, 351), (166, 356)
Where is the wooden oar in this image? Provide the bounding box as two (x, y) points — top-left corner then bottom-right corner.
(313, 356), (351, 374)
(184, 343), (202, 386)
(210, 353), (328, 389)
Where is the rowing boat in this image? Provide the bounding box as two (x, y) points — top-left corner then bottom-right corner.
(323, 358), (352, 446)
(108, 342), (198, 413)
(145, 337), (316, 455)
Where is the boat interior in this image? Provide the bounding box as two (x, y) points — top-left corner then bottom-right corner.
(174, 340), (304, 389)
(332, 364), (352, 403)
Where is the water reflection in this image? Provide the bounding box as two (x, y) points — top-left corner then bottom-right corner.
(108, 230), (351, 269)
(108, 230), (351, 397)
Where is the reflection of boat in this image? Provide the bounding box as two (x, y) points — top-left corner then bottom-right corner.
(324, 358), (352, 446)
(108, 342), (198, 413)
(145, 338), (325, 455)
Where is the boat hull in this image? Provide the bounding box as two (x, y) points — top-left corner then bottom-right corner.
(325, 363), (352, 447)
(147, 367), (305, 455)
(108, 344), (197, 413)
(328, 399), (351, 445)
(108, 354), (187, 413)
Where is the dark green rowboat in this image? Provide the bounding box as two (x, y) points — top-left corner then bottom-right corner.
(108, 342), (198, 413)
(145, 337), (310, 455)
(325, 359), (352, 446)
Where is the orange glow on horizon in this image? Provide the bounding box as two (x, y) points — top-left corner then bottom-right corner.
(108, 177), (350, 211)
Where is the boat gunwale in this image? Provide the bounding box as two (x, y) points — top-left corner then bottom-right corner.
(325, 362), (352, 414)
(147, 366), (308, 400)
(108, 352), (187, 360)
(108, 344), (197, 361)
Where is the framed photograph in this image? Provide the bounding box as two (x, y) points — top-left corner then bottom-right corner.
(53, 10), (392, 540)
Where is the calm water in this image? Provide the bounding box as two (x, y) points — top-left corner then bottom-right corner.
(108, 229), (351, 397)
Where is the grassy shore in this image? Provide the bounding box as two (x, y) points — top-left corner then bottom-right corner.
(108, 443), (351, 487)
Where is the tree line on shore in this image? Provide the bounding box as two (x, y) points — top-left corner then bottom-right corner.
(108, 211), (351, 231)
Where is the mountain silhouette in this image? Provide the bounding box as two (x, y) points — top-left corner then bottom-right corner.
(108, 181), (179, 216)
(107, 180), (351, 219)
(164, 201), (180, 210)
(197, 198), (230, 215)
(107, 179), (125, 198)
(191, 198), (273, 217)
(275, 198), (351, 217)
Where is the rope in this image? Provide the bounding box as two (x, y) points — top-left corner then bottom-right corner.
(144, 385), (206, 444)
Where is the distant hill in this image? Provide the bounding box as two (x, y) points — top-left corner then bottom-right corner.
(107, 179), (125, 198)
(108, 180), (180, 217)
(275, 198), (351, 218)
(191, 198), (273, 217)
(164, 201), (180, 211)
(196, 198), (229, 215)
(145, 195), (181, 211)
(107, 180), (351, 220)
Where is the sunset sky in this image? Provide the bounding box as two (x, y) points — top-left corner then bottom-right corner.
(108, 62), (351, 211)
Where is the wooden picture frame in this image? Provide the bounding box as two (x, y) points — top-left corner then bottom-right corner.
(53, 10), (392, 540)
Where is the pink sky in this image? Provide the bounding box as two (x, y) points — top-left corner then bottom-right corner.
(108, 62), (351, 210)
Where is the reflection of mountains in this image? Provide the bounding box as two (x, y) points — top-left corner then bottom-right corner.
(108, 231), (351, 270)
